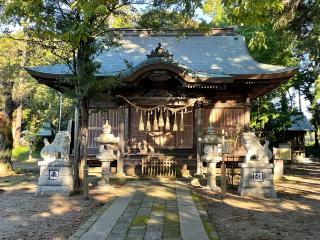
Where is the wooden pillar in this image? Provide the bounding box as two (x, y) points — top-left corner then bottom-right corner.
(244, 97), (250, 131)
(195, 104), (203, 175)
(117, 106), (125, 176)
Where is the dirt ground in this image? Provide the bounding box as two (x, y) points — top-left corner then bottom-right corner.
(0, 158), (119, 240)
(194, 163), (320, 240)
(1, 158), (320, 240)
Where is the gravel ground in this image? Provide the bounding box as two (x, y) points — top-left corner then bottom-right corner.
(1, 160), (319, 240)
(0, 174), (115, 240)
(194, 163), (320, 240)
(0, 157), (117, 240)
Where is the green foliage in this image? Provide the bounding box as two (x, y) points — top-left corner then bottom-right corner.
(217, 0), (284, 26)
(11, 145), (40, 161)
(0, 32), (73, 138)
(151, 0), (202, 17)
(137, 9), (198, 30)
(202, 0), (229, 26)
(250, 93), (293, 146)
(305, 145), (320, 158)
(24, 84), (74, 133)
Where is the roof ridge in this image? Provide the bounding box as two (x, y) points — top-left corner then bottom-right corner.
(109, 27), (236, 36)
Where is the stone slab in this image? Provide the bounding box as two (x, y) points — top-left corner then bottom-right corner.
(39, 166), (72, 176)
(274, 159), (284, 180)
(38, 160), (72, 167)
(79, 189), (135, 240)
(239, 188), (277, 198)
(35, 185), (72, 196)
(37, 175), (73, 186)
(176, 187), (209, 240)
(144, 210), (164, 240)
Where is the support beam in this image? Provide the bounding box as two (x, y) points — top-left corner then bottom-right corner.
(195, 104), (203, 175)
(244, 97), (250, 131)
(117, 106), (125, 176)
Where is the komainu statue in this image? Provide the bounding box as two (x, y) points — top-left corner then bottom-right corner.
(40, 131), (71, 161)
(243, 132), (272, 164)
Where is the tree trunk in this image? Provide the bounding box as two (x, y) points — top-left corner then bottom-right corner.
(80, 98), (89, 199)
(0, 81), (16, 175)
(13, 103), (22, 147)
(0, 114), (13, 176)
(315, 124), (319, 149)
(73, 106), (82, 191)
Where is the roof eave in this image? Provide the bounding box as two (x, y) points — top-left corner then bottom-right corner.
(233, 67), (298, 80)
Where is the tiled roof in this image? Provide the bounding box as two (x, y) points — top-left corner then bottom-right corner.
(28, 29), (296, 78)
(288, 114), (314, 131)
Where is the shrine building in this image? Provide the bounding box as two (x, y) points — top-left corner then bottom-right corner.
(26, 28), (297, 176)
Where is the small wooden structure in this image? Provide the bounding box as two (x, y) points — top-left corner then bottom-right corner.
(26, 28), (297, 176)
(283, 114), (314, 156)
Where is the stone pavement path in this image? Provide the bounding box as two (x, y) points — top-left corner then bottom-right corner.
(70, 181), (218, 240)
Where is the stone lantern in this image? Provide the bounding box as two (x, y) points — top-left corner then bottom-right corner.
(199, 126), (222, 192)
(94, 120), (120, 189)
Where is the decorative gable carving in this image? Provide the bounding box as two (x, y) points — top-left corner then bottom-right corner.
(147, 42), (173, 59)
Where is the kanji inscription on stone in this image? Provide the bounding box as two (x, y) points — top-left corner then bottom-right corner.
(49, 170), (59, 180)
(253, 172), (263, 182)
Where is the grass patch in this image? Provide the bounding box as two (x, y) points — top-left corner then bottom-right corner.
(131, 215), (149, 226)
(0, 174), (32, 187)
(203, 218), (220, 240)
(12, 145), (40, 161)
(129, 200), (142, 206)
(153, 204), (165, 213)
(163, 208), (180, 239)
(163, 222), (180, 239)
(192, 191), (220, 240)
(191, 191), (200, 202)
(165, 211), (179, 223)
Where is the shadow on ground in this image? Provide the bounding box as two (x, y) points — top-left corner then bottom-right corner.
(193, 163), (320, 240)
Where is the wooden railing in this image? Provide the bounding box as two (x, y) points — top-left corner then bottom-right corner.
(142, 155), (177, 177)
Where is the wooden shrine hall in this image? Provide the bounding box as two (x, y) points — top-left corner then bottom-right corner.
(27, 28), (297, 176)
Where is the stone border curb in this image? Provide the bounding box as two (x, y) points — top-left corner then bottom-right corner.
(69, 196), (116, 240)
(191, 191), (220, 240)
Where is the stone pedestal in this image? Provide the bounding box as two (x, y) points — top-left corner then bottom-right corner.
(36, 160), (73, 196)
(238, 162), (277, 198)
(206, 161), (221, 192)
(100, 160), (112, 186)
(273, 159), (284, 180)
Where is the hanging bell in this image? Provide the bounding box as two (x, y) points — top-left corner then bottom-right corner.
(179, 110), (184, 131)
(158, 107), (164, 128)
(146, 111), (151, 131)
(173, 112), (178, 131)
(139, 110), (144, 131)
(165, 110), (170, 131)
(153, 110), (159, 131)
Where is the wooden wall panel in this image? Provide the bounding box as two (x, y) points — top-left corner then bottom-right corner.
(88, 109), (119, 150)
(202, 107), (245, 148)
(130, 108), (147, 148)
